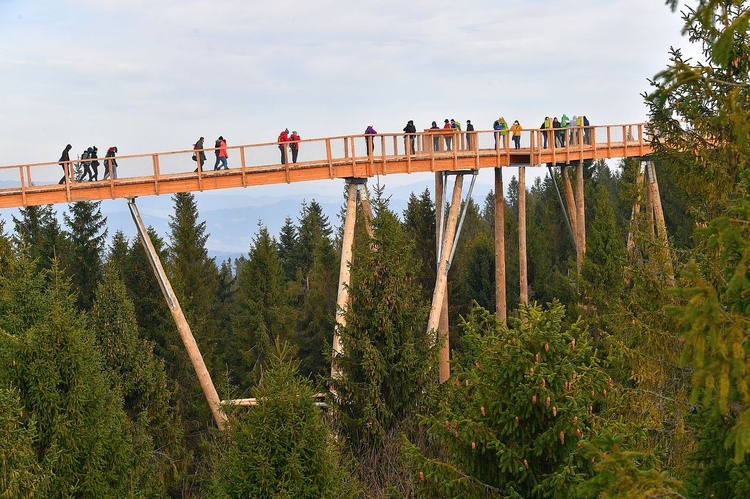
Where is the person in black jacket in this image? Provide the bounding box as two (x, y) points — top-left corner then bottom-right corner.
(90, 146), (100, 181)
(465, 119), (475, 150)
(403, 120), (417, 154)
(58, 144), (72, 184)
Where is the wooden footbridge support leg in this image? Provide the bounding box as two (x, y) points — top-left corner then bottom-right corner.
(518, 166), (528, 304)
(127, 198), (226, 430)
(434, 173), (451, 383)
(429, 171), (477, 383)
(575, 163), (586, 273)
(494, 167), (507, 323)
(644, 160), (675, 285)
(331, 179), (361, 381)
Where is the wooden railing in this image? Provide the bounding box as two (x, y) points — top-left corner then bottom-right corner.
(0, 123), (651, 208)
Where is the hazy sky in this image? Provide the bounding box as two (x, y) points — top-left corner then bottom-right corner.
(0, 0), (694, 167)
(0, 1), (700, 252)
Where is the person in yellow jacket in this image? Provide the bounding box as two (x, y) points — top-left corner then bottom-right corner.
(510, 120), (522, 149)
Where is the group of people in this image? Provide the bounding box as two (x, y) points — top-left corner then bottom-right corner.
(540, 115), (591, 149)
(58, 144), (118, 183)
(193, 136), (228, 172)
(57, 116), (592, 183)
(277, 129), (301, 164)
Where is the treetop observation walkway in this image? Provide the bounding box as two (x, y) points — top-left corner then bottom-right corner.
(0, 122), (652, 209)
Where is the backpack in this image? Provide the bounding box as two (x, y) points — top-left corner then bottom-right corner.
(81, 149), (91, 161)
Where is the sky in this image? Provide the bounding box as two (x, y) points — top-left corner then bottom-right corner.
(0, 0), (701, 253)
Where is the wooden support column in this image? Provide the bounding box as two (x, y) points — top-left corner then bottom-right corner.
(518, 166), (528, 304)
(574, 163), (586, 273)
(127, 199), (226, 430)
(645, 161), (675, 285)
(356, 183), (375, 239)
(331, 181), (358, 380)
(494, 167), (507, 322)
(429, 174), (463, 383)
(627, 165), (645, 253)
(560, 165), (578, 241)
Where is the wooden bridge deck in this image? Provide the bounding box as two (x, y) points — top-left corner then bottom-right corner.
(0, 123), (651, 208)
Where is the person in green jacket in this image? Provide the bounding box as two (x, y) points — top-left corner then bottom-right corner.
(560, 114), (570, 147)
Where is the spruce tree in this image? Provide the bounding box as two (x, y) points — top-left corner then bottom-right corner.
(231, 225), (297, 387)
(209, 342), (355, 498)
(63, 201), (108, 310)
(404, 302), (611, 498)
(403, 188), (437, 302)
(332, 189), (438, 446)
(90, 264), (188, 495)
(646, 0), (750, 479)
(12, 204), (68, 273)
(0, 261), (141, 496)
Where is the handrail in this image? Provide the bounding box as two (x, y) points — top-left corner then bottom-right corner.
(0, 123), (652, 208)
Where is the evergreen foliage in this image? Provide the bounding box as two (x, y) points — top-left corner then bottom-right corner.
(90, 264), (188, 494)
(209, 342), (354, 498)
(332, 189), (438, 447)
(231, 226), (297, 387)
(63, 201), (108, 310)
(0, 261), (142, 496)
(405, 302), (610, 498)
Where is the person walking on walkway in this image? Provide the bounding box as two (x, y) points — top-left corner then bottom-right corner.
(465, 119), (475, 150)
(510, 120), (522, 149)
(217, 136), (228, 169)
(403, 120), (417, 155)
(213, 136), (222, 169)
(430, 121), (440, 152)
(289, 130), (300, 163)
(443, 119), (452, 151)
(90, 146), (100, 181)
(278, 128), (289, 164)
(58, 144), (72, 184)
(365, 123), (377, 156)
(103, 146), (118, 179)
(79, 147), (93, 181)
(193, 137), (206, 172)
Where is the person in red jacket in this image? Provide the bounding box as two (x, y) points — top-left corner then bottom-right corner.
(217, 136), (228, 169)
(278, 128), (290, 164)
(289, 130), (300, 163)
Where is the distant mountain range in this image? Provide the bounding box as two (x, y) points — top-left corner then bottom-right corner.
(0, 173), (501, 262)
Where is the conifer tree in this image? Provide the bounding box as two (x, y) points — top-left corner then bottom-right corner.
(646, 0), (750, 479)
(0, 387), (48, 496)
(404, 302), (611, 498)
(12, 204), (68, 273)
(332, 189), (438, 446)
(403, 188), (437, 301)
(231, 225), (297, 387)
(63, 201), (108, 310)
(0, 261), (141, 496)
(209, 342), (355, 498)
(90, 264), (188, 495)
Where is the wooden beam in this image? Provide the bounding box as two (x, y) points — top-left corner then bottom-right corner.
(331, 182), (358, 381)
(494, 167), (507, 322)
(128, 199), (227, 429)
(575, 163), (586, 273)
(518, 166), (528, 304)
(429, 174), (463, 383)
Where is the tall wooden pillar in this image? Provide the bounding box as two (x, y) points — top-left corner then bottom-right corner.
(430, 173), (463, 383)
(645, 161), (674, 285)
(331, 181), (358, 380)
(575, 163), (586, 272)
(494, 167), (507, 322)
(518, 166), (528, 304)
(127, 199), (226, 430)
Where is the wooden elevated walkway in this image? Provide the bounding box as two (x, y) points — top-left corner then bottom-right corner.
(0, 123), (651, 208)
